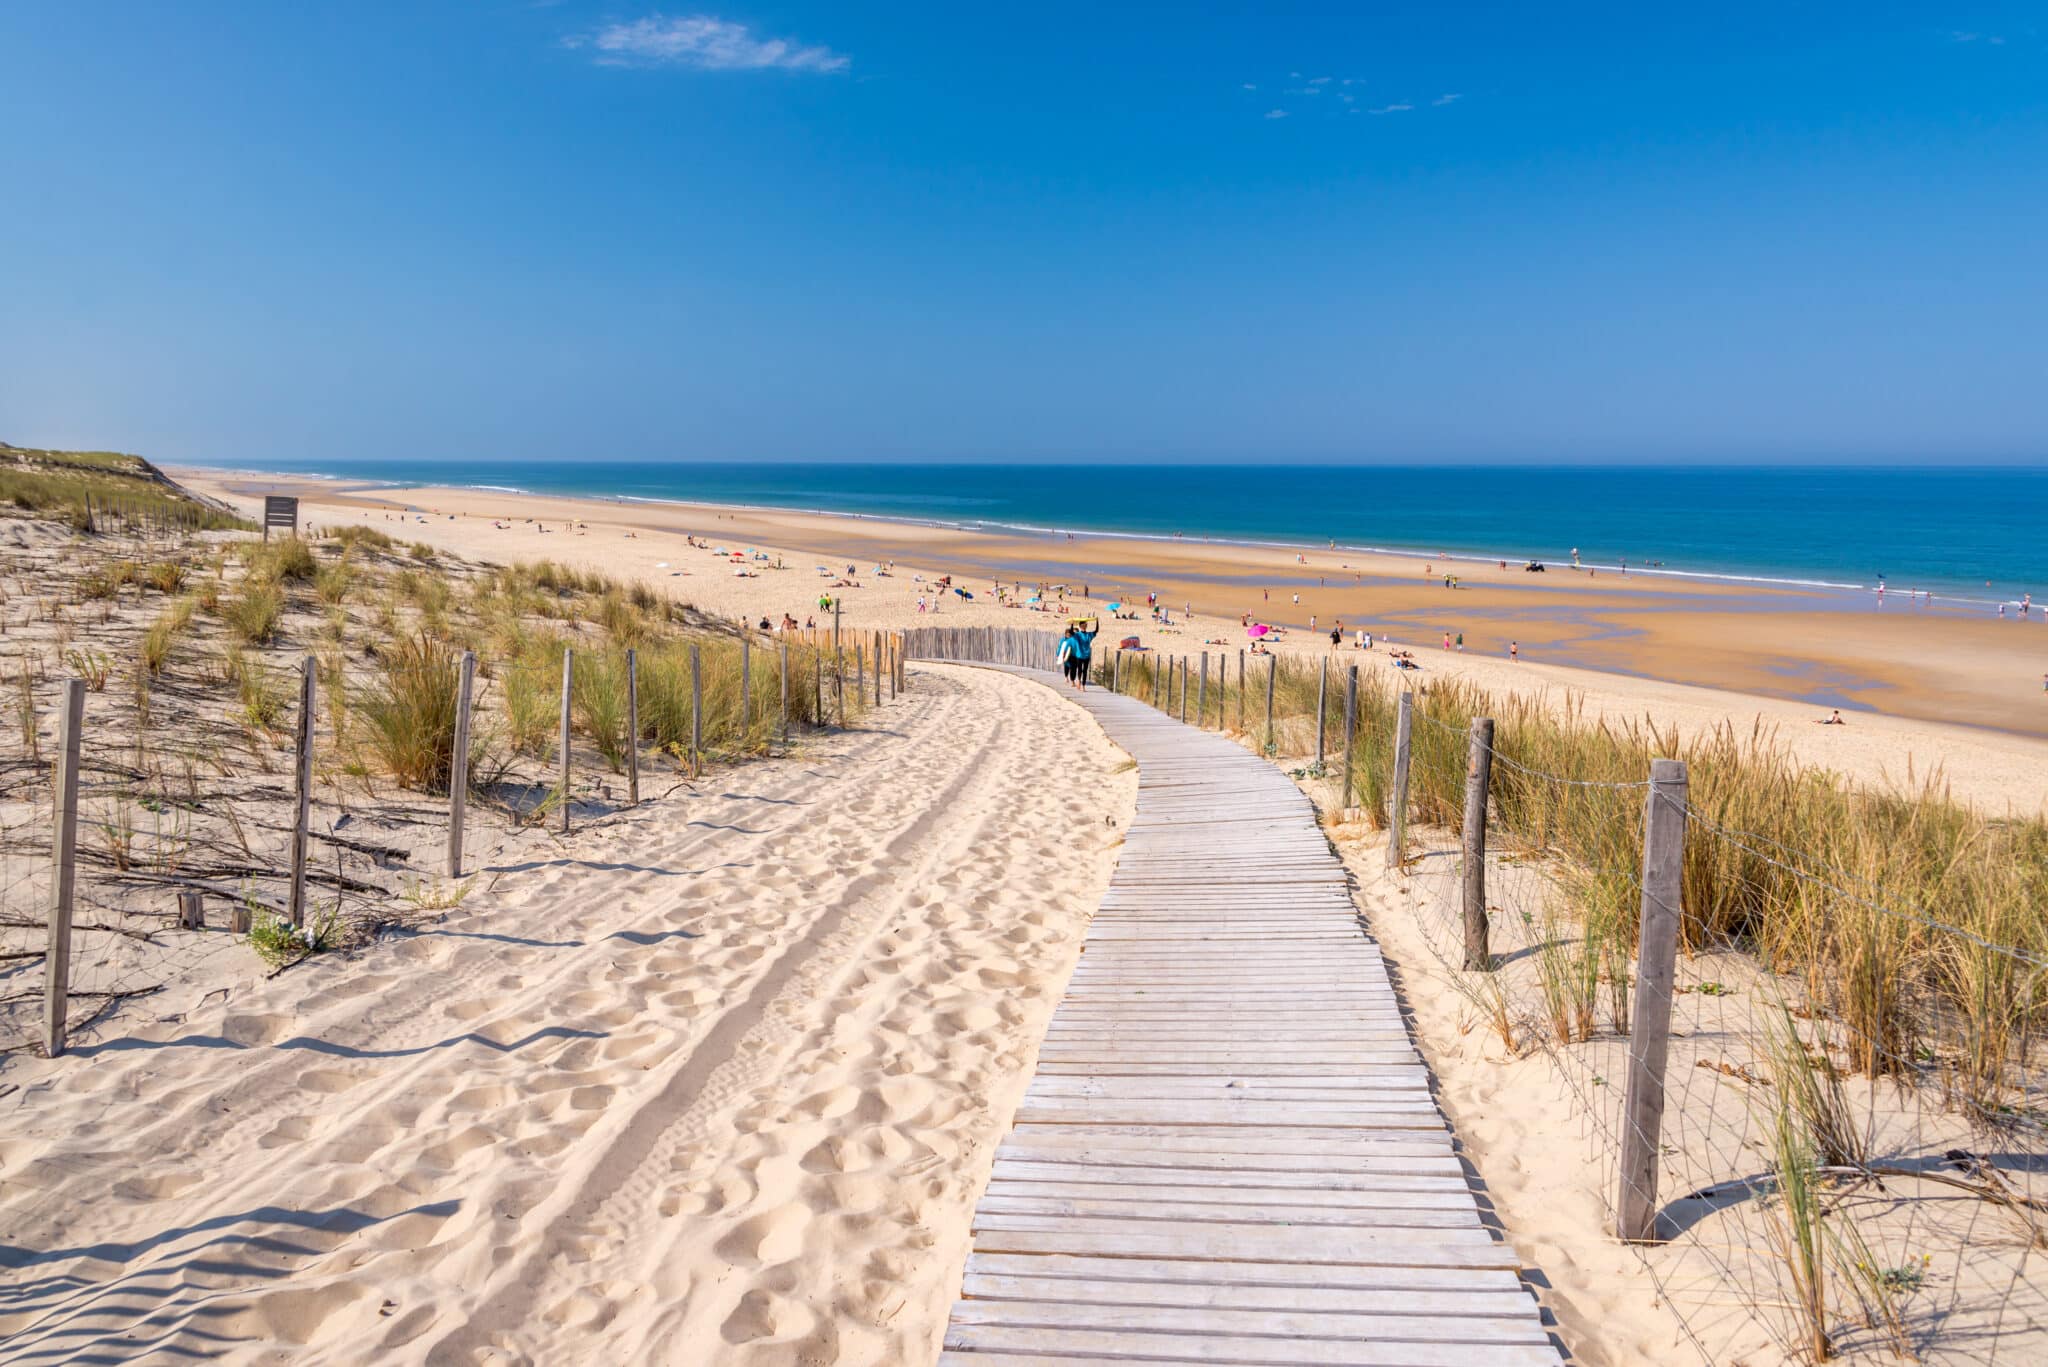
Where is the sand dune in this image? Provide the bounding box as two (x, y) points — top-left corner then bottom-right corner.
(0, 664), (1133, 1365)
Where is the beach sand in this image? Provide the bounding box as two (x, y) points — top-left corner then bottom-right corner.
(0, 664), (1135, 1363)
(178, 469), (2048, 814)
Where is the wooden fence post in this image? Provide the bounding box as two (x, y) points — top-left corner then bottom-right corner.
(740, 636), (751, 742)
(873, 630), (882, 705)
(1388, 691), (1414, 865)
(1179, 658), (1189, 724)
(626, 646), (641, 805)
(289, 654), (315, 926)
(1112, 649), (1122, 694)
(1198, 652), (1208, 728)
(1238, 650), (1245, 731)
(780, 639), (790, 746)
(1461, 717), (1495, 970)
(1618, 758), (1689, 1244)
(833, 602), (845, 725)
(1315, 657), (1328, 768)
(1263, 654), (1277, 752)
(690, 643), (703, 777)
(1341, 665), (1358, 809)
(41, 679), (84, 1058)
(448, 649), (474, 877)
(558, 648), (574, 834)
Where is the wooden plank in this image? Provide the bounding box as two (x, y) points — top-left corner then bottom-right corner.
(967, 1219), (1508, 1260)
(988, 1160), (1471, 1190)
(965, 1252), (1527, 1293)
(948, 1301), (1547, 1344)
(940, 1331), (1559, 1366)
(960, 1272), (1537, 1318)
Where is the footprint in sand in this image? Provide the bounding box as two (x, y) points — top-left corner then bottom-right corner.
(257, 1115), (315, 1149)
(713, 1204), (811, 1267)
(720, 1288), (817, 1345)
(219, 1012), (291, 1047)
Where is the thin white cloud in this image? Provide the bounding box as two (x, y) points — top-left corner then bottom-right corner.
(1309, 75), (1331, 85)
(1369, 102), (1413, 115)
(1242, 82), (1257, 90)
(1432, 92), (1461, 106)
(1264, 108), (1289, 119)
(570, 14), (849, 72)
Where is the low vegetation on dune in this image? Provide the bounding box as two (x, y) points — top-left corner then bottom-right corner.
(0, 492), (856, 1036)
(1113, 648), (2048, 1110)
(0, 442), (250, 532)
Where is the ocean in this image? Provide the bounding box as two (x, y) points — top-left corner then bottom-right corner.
(219, 460), (2046, 605)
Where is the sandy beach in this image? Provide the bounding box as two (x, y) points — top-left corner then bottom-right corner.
(178, 468), (2048, 815)
(1, 662), (1133, 1364)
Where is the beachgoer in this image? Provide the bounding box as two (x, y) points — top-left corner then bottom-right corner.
(1056, 626), (1085, 690)
(1071, 617), (1098, 689)
(1442, 633), (1451, 651)
(1815, 709), (1846, 725)
(1455, 633), (1464, 652)
(1509, 641), (1519, 661)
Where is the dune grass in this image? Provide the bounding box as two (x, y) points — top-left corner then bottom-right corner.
(1108, 645), (2048, 1109)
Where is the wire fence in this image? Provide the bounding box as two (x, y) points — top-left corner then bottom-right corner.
(924, 631), (2048, 1364)
(1, 530), (903, 1069)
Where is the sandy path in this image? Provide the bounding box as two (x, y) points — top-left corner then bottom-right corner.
(0, 664), (1133, 1365)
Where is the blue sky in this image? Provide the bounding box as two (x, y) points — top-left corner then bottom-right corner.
(2, 3), (2043, 465)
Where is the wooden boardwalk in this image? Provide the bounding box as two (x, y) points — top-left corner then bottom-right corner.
(939, 670), (1563, 1366)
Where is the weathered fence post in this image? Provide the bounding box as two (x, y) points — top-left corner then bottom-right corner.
(689, 643), (703, 777)
(1112, 649), (1122, 694)
(1461, 717), (1495, 970)
(289, 654), (315, 926)
(833, 601), (845, 725)
(558, 648), (574, 834)
(873, 630), (882, 705)
(626, 646), (641, 805)
(177, 889), (205, 930)
(1341, 665), (1358, 809)
(1618, 758), (1689, 1244)
(740, 636), (751, 742)
(1388, 691), (1414, 865)
(1237, 650), (1246, 731)
(1198, 652), (1209, 728)
(1315, 657), (1328, 768)
(41, 679), (84, 1058)
(1179, 658), (1189, 724)
(813, 643), (824, 728)
(780, 639), (790, 746)
(448, 649), (474, 876)
(1263, 654), (1277, 752)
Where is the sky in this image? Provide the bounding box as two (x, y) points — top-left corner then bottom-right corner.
(1, 3), (2044, 466)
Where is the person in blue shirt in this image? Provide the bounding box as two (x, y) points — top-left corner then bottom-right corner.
(1059, 619), (1099, 690)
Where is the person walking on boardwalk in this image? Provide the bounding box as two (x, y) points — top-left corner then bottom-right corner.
(1056, 626), (1084, 690)
(1070, 616), (1100, 690)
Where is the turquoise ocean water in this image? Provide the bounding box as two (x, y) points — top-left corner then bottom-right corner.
(219, 461), (2045, 608)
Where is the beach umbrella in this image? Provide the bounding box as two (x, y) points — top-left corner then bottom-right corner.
(1247, 623), (1270, 638)
(1106, 601), (1121, 612)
